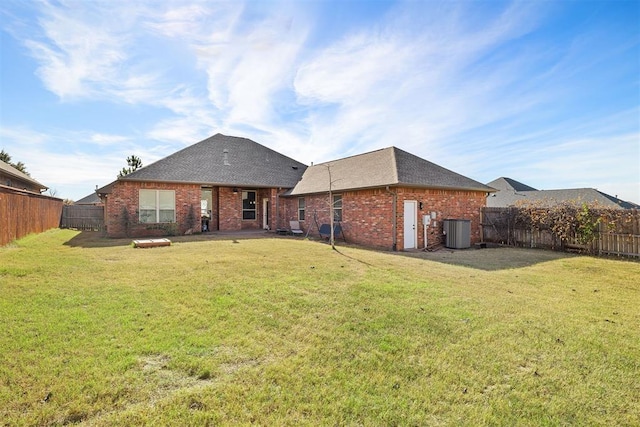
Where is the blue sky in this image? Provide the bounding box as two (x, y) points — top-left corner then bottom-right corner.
(1, 0), (638, 203)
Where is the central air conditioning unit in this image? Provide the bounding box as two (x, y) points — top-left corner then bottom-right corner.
(443, 219), (471, 249)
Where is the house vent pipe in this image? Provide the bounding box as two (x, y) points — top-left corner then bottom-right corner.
(223, 149), (230, 166)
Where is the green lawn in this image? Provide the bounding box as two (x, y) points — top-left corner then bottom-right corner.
(1, 229), (639, 426)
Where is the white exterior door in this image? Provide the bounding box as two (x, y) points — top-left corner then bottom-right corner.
(403, 200), (417, 250)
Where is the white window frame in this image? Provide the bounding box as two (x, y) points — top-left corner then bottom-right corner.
(298, 197), (306, 221)
(242, 190), (257, 220)
(139, 189), (175, 223)
(333, 194), (342, 222)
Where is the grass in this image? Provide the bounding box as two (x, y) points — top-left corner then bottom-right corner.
(1, 229), (639, 426)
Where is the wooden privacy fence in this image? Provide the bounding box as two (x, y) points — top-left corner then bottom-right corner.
(60, 205), (105, 231)
(481, 207), (640, 258)
(0, 185), (63, 247)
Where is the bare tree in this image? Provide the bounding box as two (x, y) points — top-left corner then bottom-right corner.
(324, 163), (342, 250)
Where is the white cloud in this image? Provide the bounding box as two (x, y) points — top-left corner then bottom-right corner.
(289, 1), (549, 163)
(90, 133), (130, 146)
(23, 1), (133, 100)
(0, 125), (145, 199)
(2, 0), (637, 203)
(197, 12), (310, 127)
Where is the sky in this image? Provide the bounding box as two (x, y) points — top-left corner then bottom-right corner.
(0, 0), (638, 203)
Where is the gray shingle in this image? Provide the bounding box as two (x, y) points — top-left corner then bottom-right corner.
(394, 148), (493, 191)
(75, 192), (102, 204)
(289, 147), (493, 195)
(487, 177), (538, 192)
(120, 134), (306, 188)
(486, 185), (639, 209)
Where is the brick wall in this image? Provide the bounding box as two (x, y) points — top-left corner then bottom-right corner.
(105, 182), (277, 237)
(281, 187), (487, 250)
(218, 187), (242, 231)
(218, 187), (272, 231)
(105, 181), (200, 238)
(395, 188), (487, 250)
(105, 180), (487, 246)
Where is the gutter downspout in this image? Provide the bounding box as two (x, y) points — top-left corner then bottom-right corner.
(385, 186), (397, 251)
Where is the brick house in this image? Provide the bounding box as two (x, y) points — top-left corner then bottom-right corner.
(97, 134), (307, 237)
(284, 147), (494, 250)
(97, 134), (494, 250)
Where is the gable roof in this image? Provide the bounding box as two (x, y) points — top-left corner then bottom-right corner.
(75, 192), (102, 205)
(487, 177), (538, 192)
(119, 133), (306, 188)
(486, 178), (639, 209)
(289, 147), (494, 195)
(0, 160), (48, 191)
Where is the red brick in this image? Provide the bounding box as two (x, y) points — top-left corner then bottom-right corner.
(280, 187), (487, 250)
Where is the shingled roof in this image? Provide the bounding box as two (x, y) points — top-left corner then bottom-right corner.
(487, 177), (538, 192)
(75, 192), (102, 205)
(289, 147), (493, 195)
(119, 134), (306, 188)
(486, 177), (639, 209)
(0, 160), (48, 192)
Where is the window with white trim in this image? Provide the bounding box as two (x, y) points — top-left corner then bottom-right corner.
(242, 190), (257, 220)
(298, 197), (306, 221)
(139, 189), (175, 223)
(333, 194), (342, 221)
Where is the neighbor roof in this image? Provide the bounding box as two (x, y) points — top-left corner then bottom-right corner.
(0, 160), (48, 191)
(117, 134), (307, 188)
(487, 177), (538, 192)
(75, 192), (102, 205)
(486, 178), (639, 209)
(289, 147), (494, 195)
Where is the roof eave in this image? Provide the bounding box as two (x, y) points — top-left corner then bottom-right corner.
(288, 182), (495, 196)
(0, 183), (58, 198)
(1, 169), (48, 190)
(117, 177), (297, 189)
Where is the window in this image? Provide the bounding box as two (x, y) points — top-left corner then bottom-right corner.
(242, 190), (257, 220)
(139, 189), (175, 223)
(298, 197), (306, 221)
(333, 194), (342, 222)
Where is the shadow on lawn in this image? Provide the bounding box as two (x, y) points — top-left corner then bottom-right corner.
(62, 231), (576, 271)
(62, 229), (279, 249)
(398, 246), (576, 271)
(63, 231), (130, 248)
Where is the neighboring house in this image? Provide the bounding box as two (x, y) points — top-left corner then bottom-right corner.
(486, 177), (639, 209)
(286, 147), (494, 250)
(98, 134), (307, 237)
(98, 133), (494, 250)
(75, 192), (103, 205)
(0, 160), (47, 193)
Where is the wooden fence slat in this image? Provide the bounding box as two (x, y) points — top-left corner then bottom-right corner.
(60, 205), (105, 231)
(0, 186), (63, 246)
(481, 207), (640, 258)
